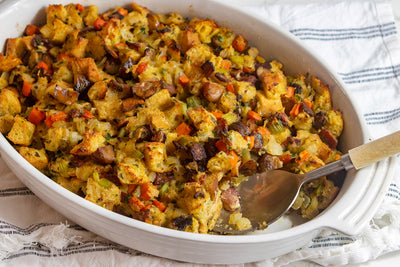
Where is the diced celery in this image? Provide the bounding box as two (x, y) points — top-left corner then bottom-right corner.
(132, 149), (144, 159)
(269, 121), (285, 134)
(230, 55), (244, 66)
(159, 182), (169, 195)
(98, 178), (113, 188)
(186, 95), (202, 109)
(93, 170), (99, 180)
(221, 112), (238, 125)
(180, 102), (188, 119)
(240, 149), (251, 163)
(118, 128), (126, 138)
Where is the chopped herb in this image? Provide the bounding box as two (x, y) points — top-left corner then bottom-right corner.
(105, 133), (112, 140)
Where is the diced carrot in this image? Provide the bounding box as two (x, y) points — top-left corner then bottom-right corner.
(229, 150), (239, 168)
(335, 154), (341, 161)
(215, 139), (228, 152)
(160, 55), (167, 61)
(226, 83), (235, 93)
(211, 110), (224, 119)
(243, 66), (253, 73)
(221, 60), (231, 71)
(256, 126), (270, 138)
(153, 199), (166, 212)
(45, 112), (68, 127)
(114, 42), (126, 48)
(76, 3), (85, 11)
(289, 103), (301, 116)
(93, 18), (106, 30)
(278, 154), (292, 165)
(244, 135), (255, 149)
(136, 62), (148, 74)
(129, 195), (145, 211)
(247, 110), (262, 121)
(81, 110), (94, 119)
(28, 108), (46, 125)
(232, 35), (247, 52)
(22, 81), (32, 97)
(37, 61), (51, 75)
(286, 86), (295, 98)
(176, 122), (193, 136)
(140, 183), (158, 201)
(117, 7), (129, 17)
(57, 54), (71, 61)
(303, 98), (313, 108)
(296, 150), (310, 164)
(25, 24), (39, 36)
(178, 75), (190, 85)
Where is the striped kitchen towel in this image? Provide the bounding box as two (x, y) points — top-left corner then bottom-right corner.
(1, 1), (400, 266)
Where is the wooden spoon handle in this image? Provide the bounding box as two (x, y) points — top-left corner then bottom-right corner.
(349, 130), (400, 169)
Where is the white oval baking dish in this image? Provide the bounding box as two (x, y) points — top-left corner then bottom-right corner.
(0, 0), (395, 264)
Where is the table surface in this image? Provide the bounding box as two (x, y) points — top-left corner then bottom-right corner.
(224, 0), (400, 266)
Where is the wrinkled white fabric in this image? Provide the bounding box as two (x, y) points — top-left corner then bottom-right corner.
(1, 1), (400, 266)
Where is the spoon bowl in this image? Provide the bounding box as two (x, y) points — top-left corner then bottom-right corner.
(213, 130), (400, 235)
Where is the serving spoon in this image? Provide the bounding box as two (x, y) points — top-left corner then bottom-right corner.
(212, 130), (400, 235)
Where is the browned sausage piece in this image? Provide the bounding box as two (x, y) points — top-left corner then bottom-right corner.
(54, 85), (79, 105)
(151, 130), (167, 143)
(92, 145), (115, 164)
(257, 154), (281, 173)
(134, 125), (153, 143)
(250, 132), (263, 150)
(221, 187), (240, 212)
(313, 111), (327, 129)
(239, 159), (258, 176)
(122, 97), (145, 112)
(319, 129), (338, 149)
(180, 29), (200, 53)
(190, 143), (207, 162)
(229, 121), (250, 137)
(132, 79), (160, 99)
(201, 60), (215, 77)
(202, 80), (225, 102)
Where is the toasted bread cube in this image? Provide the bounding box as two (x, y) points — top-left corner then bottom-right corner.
(259, 61), (287, 98)
(93, 99), (123, 121)
(70, 131), (105, 155)
(18, 147), (48, 170)
(164, 100), (185, 129)
(0, 54), (22, 72)
(0, 114), (14, 134)
(145, 89), (172, 110)
(187, 106), (216, 132)
(255, 91), (284, 117)
(218, 91), (238, 113)
(234, 81), (256, 103)
(0, 88), (21, 116)
(117, 160), (150, 184)
(207, 151), (231, 173)
(323, 110), (343, 137)
(144, 142), (170, 172)
(7, 115), (35, 146)
(312, 76), (332, 113)
(85, 176), (121, 210)
(188, 18), (218, 44)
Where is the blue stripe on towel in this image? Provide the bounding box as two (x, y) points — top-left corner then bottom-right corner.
(337, 65), (400, 84)
(291, 22), (397, 41)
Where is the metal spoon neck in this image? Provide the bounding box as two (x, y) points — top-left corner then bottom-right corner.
(301, 154), (353, 184)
